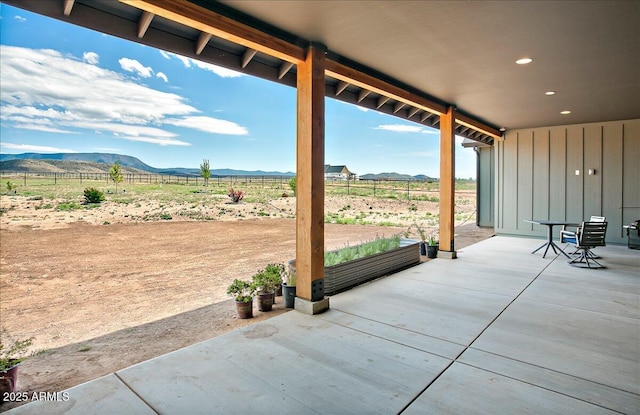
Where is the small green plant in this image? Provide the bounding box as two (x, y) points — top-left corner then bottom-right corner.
(5, 181), (17, 194)
(200, 159), (211, 187)
(83, 187), (105, 204)
(288, 176), (296, 195)
(77, 344), (91, 352)
(109, 161), (124, 193)
(226, 279), (255, 303)
(411, 222), (427, 242)
(55, 201), (82, 211)
(427, 234), (438, 246)
(252, 264), (283, 294)
(283, 266), (296, 286)
(0, 328), (34, 371)
(159, 213), (172, 220)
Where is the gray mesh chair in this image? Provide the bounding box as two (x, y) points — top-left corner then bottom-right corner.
(568, 221), (608, 268)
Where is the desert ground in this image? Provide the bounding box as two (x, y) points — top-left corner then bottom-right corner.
(0, 188), (492, 409)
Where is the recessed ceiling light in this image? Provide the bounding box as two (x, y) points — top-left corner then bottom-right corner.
(560, 110), (571, 115)
(516, 58), (532, 65)
(545, 91), (556, 95)
(499, 127), (506, 132)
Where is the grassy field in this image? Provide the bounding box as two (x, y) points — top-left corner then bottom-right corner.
(1, 174), (475, 205)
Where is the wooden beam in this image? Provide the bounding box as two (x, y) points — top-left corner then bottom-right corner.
(195, 32), (211, 55)
(455, 111), (502, 140)
(393, 102), (406, 114)
(120, 0), (305, 63)
(376, 96), (390, 109)
(278, 62), (294, 79)
(241, 48), (257, 68)
(357, 89), (371, 103)
(439, 106), (456, 255)
(420, 112), (433, 123)
(138, 11), (154, 38)
(408, 107), (420, 118)
(63, 0), (75, 16)
(296, 45), (325, 303)
(325, 59), (446, 116)
(335, 81), (349, 96)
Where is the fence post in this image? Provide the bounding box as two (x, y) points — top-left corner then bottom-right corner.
(347, 178), (350, 195)
(54, 172), (57, 184)
(373, 180), (376, 197)
(24, 173), (27, 186)
(407, 180), (410, 200)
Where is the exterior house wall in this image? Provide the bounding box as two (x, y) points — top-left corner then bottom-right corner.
(494, 119), (639, 244)
(477, 146), (495, 227)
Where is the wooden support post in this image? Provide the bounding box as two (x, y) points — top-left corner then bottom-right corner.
(439, 106), (457, 258)
(295, 43), (328, 313)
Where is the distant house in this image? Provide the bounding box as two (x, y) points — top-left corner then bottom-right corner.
(324, 164), (356, 180)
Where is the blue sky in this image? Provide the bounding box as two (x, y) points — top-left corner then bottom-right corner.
(0, 4), (476, 178)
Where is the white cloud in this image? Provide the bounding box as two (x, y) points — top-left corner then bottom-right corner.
(163, 116), (248, 135)
(159, 50), (171, 60)
(14, 15), (26, 23)
(164, 51), (242, 78)
(375, 124), (424, 133)
(83, 51), (99, 64)
(156, 72), (168, 82)
(422, 128), (439, 135)
(116, 136), (191, 146)
(0, 46), (249, 147)
(0, 142), (77, 153)
(119, 57), (153, 78)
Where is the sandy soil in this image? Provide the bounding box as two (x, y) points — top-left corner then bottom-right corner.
(0, 194), (491, 410)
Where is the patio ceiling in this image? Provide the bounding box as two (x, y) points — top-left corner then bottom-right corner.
(6, 1), (640, 145)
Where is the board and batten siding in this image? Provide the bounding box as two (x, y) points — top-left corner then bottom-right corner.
(495, 119), (639, 244)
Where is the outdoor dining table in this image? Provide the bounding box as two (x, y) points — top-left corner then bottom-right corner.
(523, 219), (580, 258)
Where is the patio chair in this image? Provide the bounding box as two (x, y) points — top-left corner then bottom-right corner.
(568, 221), (608, 268)
(561, 215), (605, 257)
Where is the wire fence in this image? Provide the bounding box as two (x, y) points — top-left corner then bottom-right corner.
(0, 171), (467, 201)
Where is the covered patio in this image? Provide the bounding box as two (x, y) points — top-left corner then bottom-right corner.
(7, 236), (639, 414)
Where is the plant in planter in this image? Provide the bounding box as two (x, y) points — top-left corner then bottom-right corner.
(227, 188), (244, 203)
(252, 268), (281, 312)
(426, 234), (439, 259)
(410, 222), (428, 256)
(264, 263), (284, 299)
(282, 266), (297, 308)
(226, 279), (256, 319)
(1, 329), (34, 397)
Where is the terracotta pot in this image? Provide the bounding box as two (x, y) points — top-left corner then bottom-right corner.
(235, 299), (253, 319)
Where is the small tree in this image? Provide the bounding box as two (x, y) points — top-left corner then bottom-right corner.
(5, 181), (17, 194)
(288, 176), (296, 195)
(200, 159), (211, 187)
(109, 161), (123, 193)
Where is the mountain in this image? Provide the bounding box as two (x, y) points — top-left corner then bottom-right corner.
(0, 159), (149, 174)
(0, 153), (294, 176)
(360, 172), (436, 181)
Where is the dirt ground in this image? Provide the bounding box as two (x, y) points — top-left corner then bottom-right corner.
(0, 194), (492, 410)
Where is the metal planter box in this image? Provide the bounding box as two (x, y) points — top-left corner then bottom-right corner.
(291, 239), (420, 296)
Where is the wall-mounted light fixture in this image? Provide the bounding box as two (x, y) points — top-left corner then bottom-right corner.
(575, 170), (580, 176)
(588, 169), (596, 175)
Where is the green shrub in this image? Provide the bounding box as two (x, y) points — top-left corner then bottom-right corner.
(83, 187), (105, 204)
(288, 177), (296, 195)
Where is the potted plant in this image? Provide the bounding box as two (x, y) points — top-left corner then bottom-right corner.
(1, 329), (34, 396)
(227, 188), (244, 203)
(252, 268), (281, 312)
(282, 266), (297, 308)
(264, 263), (284, 301)
(426, 234), (439, 259)
(226, 279), (255, 319)
(411, 222), (428, 256)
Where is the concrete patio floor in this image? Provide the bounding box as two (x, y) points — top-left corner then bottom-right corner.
(6, 236), (639, 414)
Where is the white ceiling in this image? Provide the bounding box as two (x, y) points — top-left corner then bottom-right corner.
(218, 0), (640, 130)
